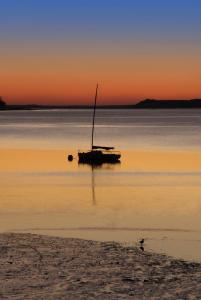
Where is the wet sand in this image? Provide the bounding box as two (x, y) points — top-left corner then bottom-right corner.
(0, 233), (201, 299)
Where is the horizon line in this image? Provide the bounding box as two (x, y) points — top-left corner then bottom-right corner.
(2, 98), (201, 107)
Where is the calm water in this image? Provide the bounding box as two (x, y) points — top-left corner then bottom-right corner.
(1, 109), (201, 261)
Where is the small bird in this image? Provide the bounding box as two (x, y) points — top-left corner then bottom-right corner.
(139, 239), (144, 246)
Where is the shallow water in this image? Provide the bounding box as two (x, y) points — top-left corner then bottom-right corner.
(1, 109), (201, 261)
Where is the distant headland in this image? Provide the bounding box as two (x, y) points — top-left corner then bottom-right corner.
(134, 99), (201, 109)
(1, 97), (201, 110)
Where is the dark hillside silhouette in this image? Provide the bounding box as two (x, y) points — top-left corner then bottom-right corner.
(1, 98), (201, 110)
(135, 99), (201, 109)
(0, 97), (6, 109)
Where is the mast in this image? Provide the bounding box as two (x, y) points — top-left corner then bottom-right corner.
(91, 83), (99, 149)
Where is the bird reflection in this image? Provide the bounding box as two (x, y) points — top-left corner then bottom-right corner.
(139, 239), (145, 252)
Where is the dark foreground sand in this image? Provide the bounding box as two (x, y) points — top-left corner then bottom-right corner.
(0, 233), (201, 299)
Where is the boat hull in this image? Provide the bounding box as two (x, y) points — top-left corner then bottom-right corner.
(78, 150), (121, 164)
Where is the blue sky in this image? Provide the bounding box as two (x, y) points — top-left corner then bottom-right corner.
(1, 0), (201, 42)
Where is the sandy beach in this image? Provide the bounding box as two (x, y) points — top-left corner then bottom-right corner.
(0, 233), (200, 299)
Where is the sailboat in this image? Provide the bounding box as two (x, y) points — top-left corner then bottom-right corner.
(78, 84), (121, 164)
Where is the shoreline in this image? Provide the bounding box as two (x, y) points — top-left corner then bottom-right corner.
(0, 233), (201, 299)
(1, 99), (201, 110)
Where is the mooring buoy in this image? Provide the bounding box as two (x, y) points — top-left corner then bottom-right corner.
(68, 154), (73, 161)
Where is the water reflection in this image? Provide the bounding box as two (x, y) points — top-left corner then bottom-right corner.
(91, 165), (96, 205)
(1, 148), (201, 261)
(78, 161), (121, 206)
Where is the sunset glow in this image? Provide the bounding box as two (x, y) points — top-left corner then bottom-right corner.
(1, 0), (201, 104)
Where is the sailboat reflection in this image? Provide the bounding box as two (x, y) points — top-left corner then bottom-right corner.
(79, 161), (121, 206)
(91, 165), (96, 205)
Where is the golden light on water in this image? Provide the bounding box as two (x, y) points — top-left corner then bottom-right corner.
(1, 147), (201, 260)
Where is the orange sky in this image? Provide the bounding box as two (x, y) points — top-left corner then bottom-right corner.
(1, 0), (201, 105)
(1, 40), (201, 105)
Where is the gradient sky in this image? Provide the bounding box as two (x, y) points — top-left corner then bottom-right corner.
(1, 0), (201, 104)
